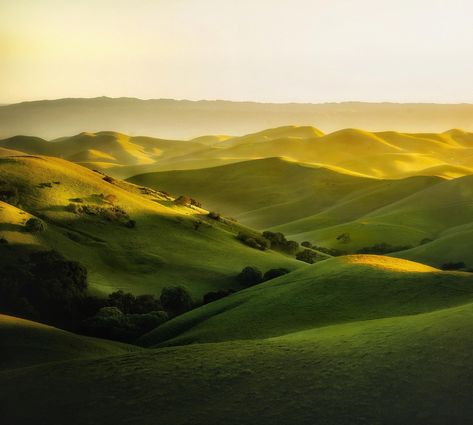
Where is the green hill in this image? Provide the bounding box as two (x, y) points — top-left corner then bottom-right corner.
(3, 126), (473, 179)
(4, 256), (473, 424)
(0, 154), (301, 298)
(0, 314), (138, 369)
(139, 255), (473, 347)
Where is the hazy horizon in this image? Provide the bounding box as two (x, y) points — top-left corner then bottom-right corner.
(2, 0), (473, 104)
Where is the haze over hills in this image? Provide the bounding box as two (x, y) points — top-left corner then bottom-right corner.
(1, 97), (473, 139)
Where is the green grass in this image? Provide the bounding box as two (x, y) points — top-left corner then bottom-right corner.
(0, 314), (139, 370)
(139, 255), (473, 347)
(3, 288), (473, 424)
(0, 155), (302, 298)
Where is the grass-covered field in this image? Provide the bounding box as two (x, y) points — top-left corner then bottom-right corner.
(3, 125), (473, 424)
(3, 255), (473, 424)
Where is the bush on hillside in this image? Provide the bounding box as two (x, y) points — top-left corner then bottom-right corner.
(174, 195), (191, 206)
(207, 211), (221, 220)
(296, 249), (319, 264)
(300, 241), (345, 256)
(263, 268), (290, 281)
(82, 307), (168, 342)
(441, 262), (466, 271)
(237, 266), (263, 286)
(336, 233), (351, 244)
(203, 289), (234, 304)
(103, 176), (115, 184)
(262, 231), (299, 255)
(160, 286), (194, 316)
(236, 231), (270, 251)
(25, 217), (46, 234)
(107, 290), (162, 314)
(356, 243), (412, 255)
(0, 181), (19, 206)
(0, 249), (89, 327)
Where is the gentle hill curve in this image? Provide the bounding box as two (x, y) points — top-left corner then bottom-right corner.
(0, 314), (138, 369)
(139, 255), (473, 347)
(0, 154), (302, 298)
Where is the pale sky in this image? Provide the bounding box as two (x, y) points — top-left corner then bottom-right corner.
(1, 0), (473, 104)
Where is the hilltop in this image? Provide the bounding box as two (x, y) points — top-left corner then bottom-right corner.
(3, 126), (473, 180)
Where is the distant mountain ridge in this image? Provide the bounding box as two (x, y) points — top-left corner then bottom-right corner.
(1, 97), (473, 139)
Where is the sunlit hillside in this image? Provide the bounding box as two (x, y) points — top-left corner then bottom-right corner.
(0, 153), (301, 298)
(4, 125), (473, 180)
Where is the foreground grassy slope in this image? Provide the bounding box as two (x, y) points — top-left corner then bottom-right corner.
(139, 255), (473, 347)
(0, 314), (138, 369)
(4, 287), (473, 424)
(0, 154), (301, 298)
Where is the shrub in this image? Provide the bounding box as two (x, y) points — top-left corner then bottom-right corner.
(125, 219), (136, 228)
(441, 262), (466, 271)
(0, 249), (91, 327)
(336, 233), (351, 244)
(237, 266), (263, 286)
(356, 243), (412, 255)
(25, 217), (46, 233)
(107, 290), (161, 314)
(262, 231), (299, 254)
(82, 307), (168, 342)
(263, 268), (290, 281)
(0, 181), (19, 206)
(301, 241), (312, 248)
(207, 211), (221, 220)
(174, 195), (191, 206)
(103, 176), (115, 184)
(66, 203), (82, 214)
(190, 198), (202, 208)
(236, 231), (270, 251)
(296, 249), (319, 264)
(203, 289), (234, 304)
(160, 286), (193, 316)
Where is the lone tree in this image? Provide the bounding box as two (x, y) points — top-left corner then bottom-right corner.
(160, 286), (193, 316)
(237, 266), (263, 286)
(25, 217), (46, 234)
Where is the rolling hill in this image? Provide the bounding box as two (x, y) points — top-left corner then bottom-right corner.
(4, 255), (473, 424)
(3, 126), (473, 179)
(0, 153), (302, 298)
(128, 157), (442, 229)
(0, 314), (139, 369)
(139, 255), (473, 346)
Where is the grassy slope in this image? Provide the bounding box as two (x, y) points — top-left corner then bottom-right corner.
(3, 126), (473, 179)
(139, 255), (473, 347)
(0, 314), (138, 369)
(128, 157), (379, 228)
(4, 256), (473, 424)
(0, 155), (302, 298)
